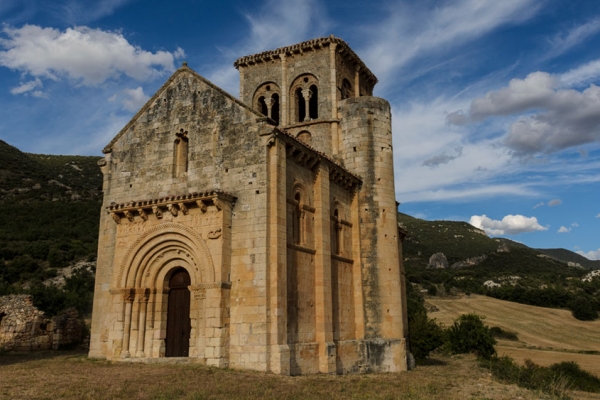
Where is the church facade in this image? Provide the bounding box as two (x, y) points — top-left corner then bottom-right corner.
(89, 36), (409, 375)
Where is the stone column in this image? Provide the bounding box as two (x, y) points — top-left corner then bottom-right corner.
(135, 289), (150, 358)
(267, 138), (289, 374)
(314, 164), (336, 373)
(264, 97), (274, 120)
(280, 54), (288, 127)
(121, 289), (135, 358)
(330, 42), (339, 156)
(301, 89), (312, 122)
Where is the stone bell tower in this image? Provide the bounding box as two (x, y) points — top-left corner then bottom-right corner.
(235, 36), (408, 367)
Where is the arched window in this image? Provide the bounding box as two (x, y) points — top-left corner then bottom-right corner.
(271, 93), (280, 125)
(253, 83), (281, 126)
(296, 88), (306, 122)
(173, 129), (188, 178)
(293, 192), (303, 244)
(341, 79), (352, 100)
(290, 74), (319, 123)
(309, 85), (318, 120)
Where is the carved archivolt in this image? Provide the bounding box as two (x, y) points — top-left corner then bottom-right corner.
(116, 222), (215, 288)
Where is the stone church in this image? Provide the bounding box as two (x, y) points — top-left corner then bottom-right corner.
(89, 36), (409, 375)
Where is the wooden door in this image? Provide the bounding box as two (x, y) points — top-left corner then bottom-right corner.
(165, 268), (191, 357)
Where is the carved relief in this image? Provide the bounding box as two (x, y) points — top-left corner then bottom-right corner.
(207, 229), (222, 239)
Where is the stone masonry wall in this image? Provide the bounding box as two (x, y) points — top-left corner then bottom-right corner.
(0, 295), (84, 351)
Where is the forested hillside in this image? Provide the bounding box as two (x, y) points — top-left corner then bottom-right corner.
(0, 140), (102, 316)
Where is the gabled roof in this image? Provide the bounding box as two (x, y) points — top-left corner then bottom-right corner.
(233, 35), (378, 84)
(102, 64), (264, 154)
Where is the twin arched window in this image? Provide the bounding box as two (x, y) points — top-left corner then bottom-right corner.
(291, 75), (319, 123)
(254, 83), (280, 125)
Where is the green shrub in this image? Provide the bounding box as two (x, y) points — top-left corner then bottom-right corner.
(490, 326), (518, 341)
(570, 296), (598, 321)
(550, 361), (600, 392)
(446, 314), (496, 359)
(408, 311), (445, 362)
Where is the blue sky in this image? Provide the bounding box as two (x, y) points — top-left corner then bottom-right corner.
(1, 0), (599, 259)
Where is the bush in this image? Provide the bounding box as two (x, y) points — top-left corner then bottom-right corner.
(490, 326), (518, 341)
(446, 314), (496, 359)
(570, 296), (598, 321)
(408, 311), (445, 362)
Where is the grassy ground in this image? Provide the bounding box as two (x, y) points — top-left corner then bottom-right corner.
(0, 350), (545, 400)
(427, 294), (600, 376)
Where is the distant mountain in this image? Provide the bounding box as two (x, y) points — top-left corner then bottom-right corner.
(398, 212), (598, 272)
(535, 248), (600, 270)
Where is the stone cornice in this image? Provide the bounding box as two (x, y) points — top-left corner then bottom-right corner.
(107, 190), (236, 224)
(233, 36), (378, 85)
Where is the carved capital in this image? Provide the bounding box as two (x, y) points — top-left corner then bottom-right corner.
(301, 88), (312, 100)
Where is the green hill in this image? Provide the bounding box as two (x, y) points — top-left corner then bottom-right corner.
(0, 140), (102, 315)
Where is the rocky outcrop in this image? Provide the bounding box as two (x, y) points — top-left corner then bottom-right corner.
(450, 255), (487, 269)
(428, 252), (448, 269)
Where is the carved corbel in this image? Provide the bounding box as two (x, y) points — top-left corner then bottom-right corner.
(167, 203), (178, 217)
(207, 228), (222, 239)
(123, 210), (134, 222)
(152, 206), (163, 219)
(111, 212), (121, 224)
(196, 200), (207, 213)
(178, 202), (189, 215)
(137, 208), (148, 221)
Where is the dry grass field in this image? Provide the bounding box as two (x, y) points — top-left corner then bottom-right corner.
(0, 350), (546, 400)
(427, 295), (600, 376)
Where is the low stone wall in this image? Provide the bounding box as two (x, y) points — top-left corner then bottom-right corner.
(0, 295), (84, 351)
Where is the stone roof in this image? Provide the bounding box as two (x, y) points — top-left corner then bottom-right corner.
(233, 35), (378, 84)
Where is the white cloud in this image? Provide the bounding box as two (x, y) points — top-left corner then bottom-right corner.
(571, 222), (579, 227)
(577, 249), (600, 261)
(548, 199), (562, 207)
(207, 0), (330, 93)
(10, 77), (42, 95)
(557, 226), (571, 233)
(469, 214), (547, 236)
(122, 86), (149, 112)
(533, 202), (545, 209)
(561, 58), (600, 87)
(360, 0), (541, 84)
(596, 213), (600, 218)
(447, 71), (600, 155)
(546, 18), (600, 60)
(53, 0), (134, 24)
(0, 25), (184, 88)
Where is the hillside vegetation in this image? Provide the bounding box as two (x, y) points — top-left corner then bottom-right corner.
(0, 140), (102, 316)
(399, 212), (600, 320)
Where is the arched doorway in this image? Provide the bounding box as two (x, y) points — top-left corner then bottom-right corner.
(165, 268), (191, 357)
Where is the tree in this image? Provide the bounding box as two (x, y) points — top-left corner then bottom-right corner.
(446, 313), (497, 359)
(571, 296), (598, 321)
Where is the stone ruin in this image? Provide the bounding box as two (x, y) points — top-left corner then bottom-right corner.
(0, 294), (85, 351)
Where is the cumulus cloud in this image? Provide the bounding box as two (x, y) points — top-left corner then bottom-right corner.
(0, 25), (185, 89)
(469, 214), (547, 236)
(422, 147), (463, 168)
(548, 199), (562, 207)
(122, 87), (149, 112)
(557, 226), (571, 233)
(577, 248), (600, 261)
(447, 71), (600, 155)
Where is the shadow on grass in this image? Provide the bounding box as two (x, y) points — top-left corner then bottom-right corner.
(0, 348), (88, 367)
(418, 357), (448, 366)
